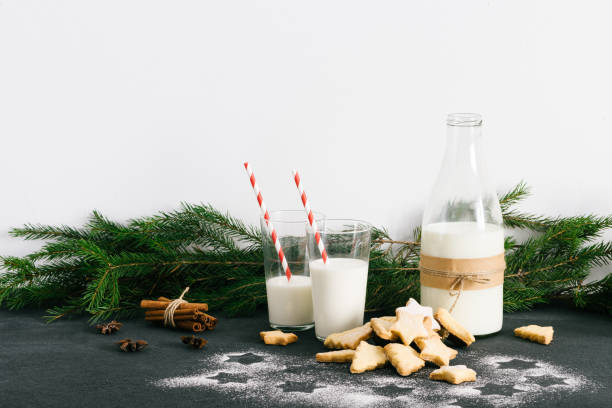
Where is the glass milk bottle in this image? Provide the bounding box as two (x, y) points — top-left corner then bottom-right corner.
(419, 113), (505, 336)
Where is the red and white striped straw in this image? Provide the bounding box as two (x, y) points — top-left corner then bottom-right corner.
(292, 170), (328, 264)
(244, 162), (292, 280)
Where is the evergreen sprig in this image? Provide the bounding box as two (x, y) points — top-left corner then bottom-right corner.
(0, 183), (610, 322)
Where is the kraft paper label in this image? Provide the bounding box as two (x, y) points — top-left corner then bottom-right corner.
(419, 253), (505, 291)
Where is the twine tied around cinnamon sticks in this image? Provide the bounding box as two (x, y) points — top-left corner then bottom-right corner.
(163, 286), (190, 328)
(419, 253), (506, 313)
(140, 292), (217, 333)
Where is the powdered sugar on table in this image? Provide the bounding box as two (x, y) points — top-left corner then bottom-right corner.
(154, 348), (596, 407)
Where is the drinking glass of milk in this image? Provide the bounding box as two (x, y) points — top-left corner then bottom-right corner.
(262, 210), (324, 331)
(307, 219), (372, 340)
(420, 113), (505, 336)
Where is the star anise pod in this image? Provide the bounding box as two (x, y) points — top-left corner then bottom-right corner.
(95, 320), (123, 335)
(117, 338), (148, 352)
(181, 335), (207, 349)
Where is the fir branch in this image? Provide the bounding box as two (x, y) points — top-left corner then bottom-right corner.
(499, 182), (553, 230)
(10, 223), (89, 241)
(499, 181), (530, 209)
(0, 182), (610, 320)
(574, 274), (612, 314)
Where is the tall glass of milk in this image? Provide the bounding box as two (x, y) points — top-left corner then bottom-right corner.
(420, 113), (505, 336)
(262, 210), (324, 331)
(307, 219), (372, 341)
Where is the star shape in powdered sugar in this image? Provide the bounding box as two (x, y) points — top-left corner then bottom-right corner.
(371, 384), (414, 398)
(225, 352), (264, 365)
(278, 381), (324, 393)
(525, 375), (568, 387)
(207, 372), (248, 384)
(496, 359), (538, 370)
(475, 383), (523, 397)
(283, 365), (302, 374)
(449, 396), (497, 408)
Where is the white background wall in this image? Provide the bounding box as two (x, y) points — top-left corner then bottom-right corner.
(0, 1), (610, 277)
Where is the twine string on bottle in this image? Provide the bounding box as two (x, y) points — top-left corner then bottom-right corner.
(419, 253), (505, 313)
(447, 274), (492, 313)
(420, 267), (493, 313)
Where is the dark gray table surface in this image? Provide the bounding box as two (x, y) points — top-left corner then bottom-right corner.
(1, 304), (610, 408)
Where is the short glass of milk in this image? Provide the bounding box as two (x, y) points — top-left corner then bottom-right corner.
(307, 219), (372, 341)
(261, 210), (324, 331)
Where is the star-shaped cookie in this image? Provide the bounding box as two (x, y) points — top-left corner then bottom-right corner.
(324, 322), (372, 350)
(384, 343), (425, 376)
(429, 365), (476, 385)
(434, 308), (475, 346)
(260, 330), (298, 345)
(350, 341), (387, 374)
(390, 308), (429, 346)
(423, 316), (439, 337)
(404, 298), (440, 330)
(414, 334), (458, 366)
(316, 349), (355, 363)
(370, 316), (398, 341)
(514, 325), (554, 345)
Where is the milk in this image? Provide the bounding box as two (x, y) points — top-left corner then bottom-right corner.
(309, 258), (369, 339)
(420, 222), (504, 336)
(265, 275), (313, 327)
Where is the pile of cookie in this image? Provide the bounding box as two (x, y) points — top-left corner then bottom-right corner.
(316, 298), (478, 384)
(259, 298), (555, 385)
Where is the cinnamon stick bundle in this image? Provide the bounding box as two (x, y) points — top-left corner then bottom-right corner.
(139, 299), (208, 311)
(144, 310), (217, 329)
(140, 295), (212, 333)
